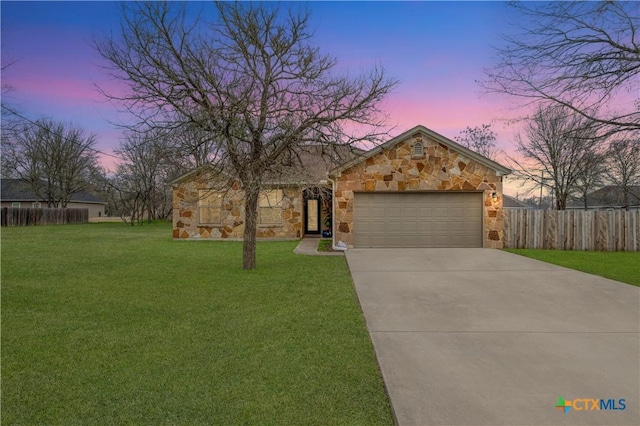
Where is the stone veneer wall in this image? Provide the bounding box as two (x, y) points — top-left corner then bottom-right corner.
(333, 133), (505, 248)
(172, 171), (303, 239)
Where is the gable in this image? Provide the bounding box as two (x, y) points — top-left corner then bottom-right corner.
(330, 125), (511, 178)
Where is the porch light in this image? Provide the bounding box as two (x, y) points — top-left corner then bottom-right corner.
(491, 191), (498, 202)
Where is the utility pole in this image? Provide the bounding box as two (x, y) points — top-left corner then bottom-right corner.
(539, 170), (544, 209)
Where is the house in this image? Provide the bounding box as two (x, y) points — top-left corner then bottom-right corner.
(502, 194), (534, 210)
(568, 186), (640, 211)
(171, 145), (358, 240)
(1, 179), (107, 218)
(172, 125), (512, 248)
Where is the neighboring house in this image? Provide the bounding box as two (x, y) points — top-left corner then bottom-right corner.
(1, 179), (107, 218)
(172, 124), (512, 248)
(568, 186), (640, 211)
(502, 194), (534, 210)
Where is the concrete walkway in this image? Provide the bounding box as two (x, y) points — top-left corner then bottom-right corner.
(346, 248), (639, 425)
(293, 237), (345, 256)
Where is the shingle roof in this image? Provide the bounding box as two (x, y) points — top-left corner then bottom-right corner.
(503, 194), (533, 209)
(170, 144), (364, 186)
(568, 185), (640, 208)
(1, 179), (105, 204)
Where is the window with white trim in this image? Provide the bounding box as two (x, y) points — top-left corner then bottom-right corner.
(259, 189), (283, 225)
(32, 202), (42, 208)
(12, 202), (21, 208)
(198, 190), (223, 225)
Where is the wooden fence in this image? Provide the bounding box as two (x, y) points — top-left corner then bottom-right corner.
(1, 207), (89, 227)
(504, 209), (640, 251)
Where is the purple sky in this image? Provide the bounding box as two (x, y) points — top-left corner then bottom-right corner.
(3, 1), (528, 191)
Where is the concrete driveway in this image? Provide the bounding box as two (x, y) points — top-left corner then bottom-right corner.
(346, 248), (639, 425)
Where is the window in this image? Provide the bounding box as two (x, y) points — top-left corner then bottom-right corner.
(259, 189), (283, 225)
(198, 190), (223, 225)
(413, 142), (424, 157)
(32, 202), (42, 208)
(11, 202), (20, 208)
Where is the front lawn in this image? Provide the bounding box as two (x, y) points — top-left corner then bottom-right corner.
(504, 249), (640, 286)
(1, 223), (393, 425)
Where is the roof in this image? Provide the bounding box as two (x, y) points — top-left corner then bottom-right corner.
(1, 179), (106, 204)
(170, 144), (365, 187)
(503, 194), (533, 209)
(329, 125), (512, 177)
(568, 185), (640, 208)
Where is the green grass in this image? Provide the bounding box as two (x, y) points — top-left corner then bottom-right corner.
(1, 223), (393, 425)
(504, 249), (640, 286)
(317, 239), (333, 252)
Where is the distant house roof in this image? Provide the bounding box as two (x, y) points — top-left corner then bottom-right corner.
(503, 194), (533, 209)
(1, 179), (105, 204)
(568, 185), (640, 209)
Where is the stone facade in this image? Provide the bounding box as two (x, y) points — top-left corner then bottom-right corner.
(172, 170), (303, 240)
(331, 132), (506, 248)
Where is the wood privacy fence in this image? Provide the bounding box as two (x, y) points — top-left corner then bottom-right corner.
(504, 209), (640, 251)
(1, 207), (89, 227)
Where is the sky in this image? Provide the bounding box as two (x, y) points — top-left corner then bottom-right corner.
(2, 1), (528, 193)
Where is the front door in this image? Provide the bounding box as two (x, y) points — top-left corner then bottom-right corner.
(305, 197), (321, 235)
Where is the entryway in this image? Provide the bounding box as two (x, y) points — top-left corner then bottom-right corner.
(303, 187), (331, 236)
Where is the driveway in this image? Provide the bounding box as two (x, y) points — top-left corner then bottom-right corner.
(346, 248), (639, 425)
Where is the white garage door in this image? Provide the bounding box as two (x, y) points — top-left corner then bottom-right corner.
(354, 192), (483, 248)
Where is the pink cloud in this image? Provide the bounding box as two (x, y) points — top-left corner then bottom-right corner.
(15, 76), (102, 105)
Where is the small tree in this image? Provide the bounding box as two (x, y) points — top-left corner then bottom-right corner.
(573, 150), (606, 210)
(97, 1), (397, 269)
(110, 130), (177, 224)
(605, 139), (640, 210)
(1, 118), (98, 207)
(454, 124), (498, 160)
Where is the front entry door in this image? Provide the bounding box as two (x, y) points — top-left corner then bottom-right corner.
(305, 198), (321, 234)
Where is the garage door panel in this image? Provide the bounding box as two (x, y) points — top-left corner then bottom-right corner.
(370, 220), (387, 229)
(401, 221), (418, 232)
(386, 221), (402, 232)
(417, 222), (433, 232)
(354, 192), (483, 248)
(464, 221), (481, 231)
(446, 221), (466, 232)
(387, 234), (417, 247)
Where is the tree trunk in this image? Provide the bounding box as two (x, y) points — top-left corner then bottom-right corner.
(242, 188), (259, 270)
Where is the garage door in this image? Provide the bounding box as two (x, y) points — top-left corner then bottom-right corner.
(354, 192), (483, 248)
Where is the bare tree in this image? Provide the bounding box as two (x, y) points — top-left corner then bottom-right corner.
(167, 123), (220, 169)
(111, 130), (175, 224)
(573, 150), (606, 210)
(510, 104), (604, 210)
(1, 118), (98, 207)
(483, 1), (640, 133)
(96, 1), (397, 269)
(605, 138), (640, 209)
(454, 124), (498, 160)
